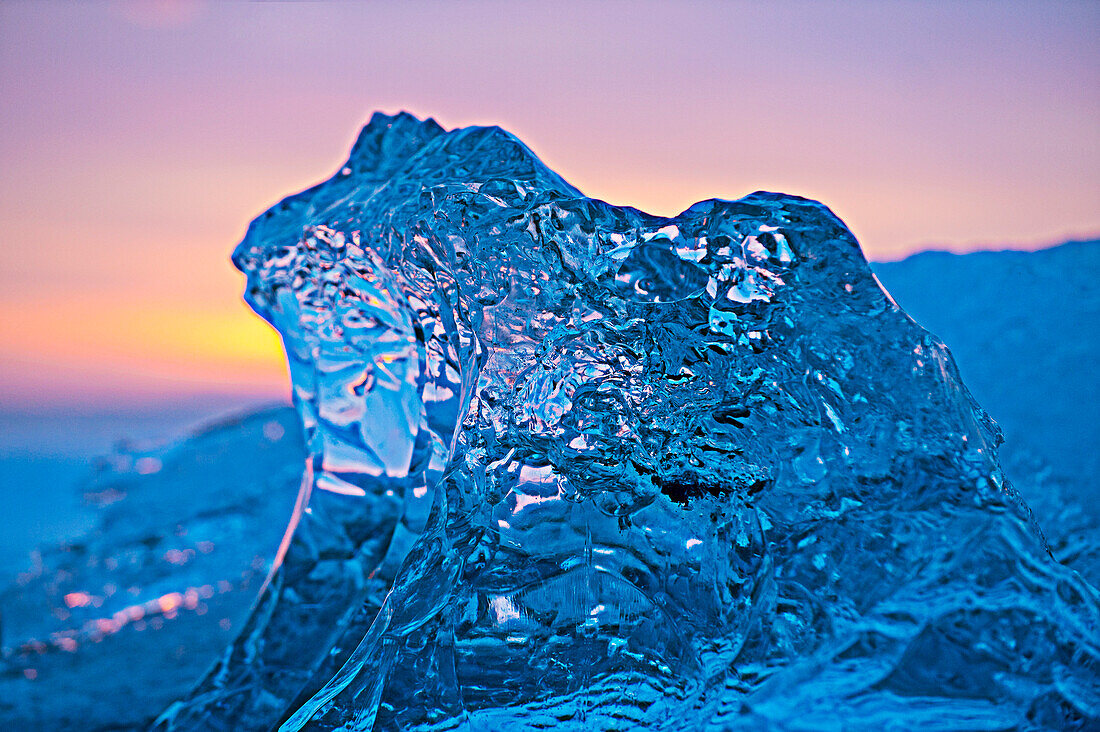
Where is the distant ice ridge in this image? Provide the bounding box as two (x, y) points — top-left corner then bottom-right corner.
(157, 112), (1099, 731)
(873, 241), (1100, 588)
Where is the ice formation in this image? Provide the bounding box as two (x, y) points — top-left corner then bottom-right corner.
(157, 113), (1099, 731)
(873, 241), (1100, 588)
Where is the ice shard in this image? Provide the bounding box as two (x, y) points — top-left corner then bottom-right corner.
(158, 112), (1099, 731)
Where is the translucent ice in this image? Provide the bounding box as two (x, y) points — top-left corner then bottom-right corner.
(158, 113), (1099, 731)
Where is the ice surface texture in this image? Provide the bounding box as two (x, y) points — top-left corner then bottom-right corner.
(158, 113), (1099, 731)
(873, 242), (1100, 588)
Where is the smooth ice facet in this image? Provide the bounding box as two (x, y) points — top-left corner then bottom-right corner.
(158, 112), (1099, 731)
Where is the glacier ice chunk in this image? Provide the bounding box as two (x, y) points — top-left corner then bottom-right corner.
(158, 112), (1099, 731)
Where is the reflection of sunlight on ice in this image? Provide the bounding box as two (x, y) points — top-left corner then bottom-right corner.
(164, 548), (195, 565)
(63, 591), (92, 608)
(511, 465), (562, 514)
(512, 492), (558, 513)
(263, 420), (286, 442)
(491, 595), (522, 624)
(18, 581), (236, 658)
(315, 472), (367, 497)
(14, 522), (265, 661)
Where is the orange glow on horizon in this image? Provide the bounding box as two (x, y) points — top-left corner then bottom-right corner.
(0, 296), (290, 406)
(0, 297), (281, 364)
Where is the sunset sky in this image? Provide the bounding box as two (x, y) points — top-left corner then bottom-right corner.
(1, 0), (1097, 411)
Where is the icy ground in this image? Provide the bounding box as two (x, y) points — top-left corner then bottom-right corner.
(0, 407), (304, 728)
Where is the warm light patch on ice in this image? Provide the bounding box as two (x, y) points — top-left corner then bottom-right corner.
(63, 592), (93, 608)
(263, 420), (286, 441)
(512, 491), (561, 513)
(18, 580), (248, 658)
(491, 595), (523, 624)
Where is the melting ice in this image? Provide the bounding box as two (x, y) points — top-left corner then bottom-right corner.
(153, 113), (1098, 731)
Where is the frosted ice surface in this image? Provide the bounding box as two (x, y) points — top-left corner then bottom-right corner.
(157, 113), (1099, 731)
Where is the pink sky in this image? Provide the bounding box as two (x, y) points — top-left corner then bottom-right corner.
(0, 1), (1097, 409)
